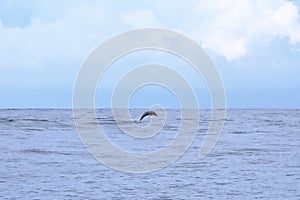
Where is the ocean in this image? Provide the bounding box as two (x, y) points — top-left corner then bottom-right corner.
(0, 109), (299, 199)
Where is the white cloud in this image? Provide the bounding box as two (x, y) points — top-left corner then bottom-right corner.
(0, 0), (300, 73)
(0, 4), (115, 71)
(120, 9), (161, 28)
(189, 0), (300, 60)
(271, 2), (300, 43)
(116, 0), (300, 61)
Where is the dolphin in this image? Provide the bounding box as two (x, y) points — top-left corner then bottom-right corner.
(139, 111), (158, 121)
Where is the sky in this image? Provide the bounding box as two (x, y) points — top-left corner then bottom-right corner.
(0, 0), (300, 108)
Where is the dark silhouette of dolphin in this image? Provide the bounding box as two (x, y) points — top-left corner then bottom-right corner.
(139, 111), (158, 121)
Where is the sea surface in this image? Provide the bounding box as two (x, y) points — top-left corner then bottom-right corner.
(0, 109), (299, 199)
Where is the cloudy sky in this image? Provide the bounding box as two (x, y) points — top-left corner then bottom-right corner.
(1, 0), (300, 108)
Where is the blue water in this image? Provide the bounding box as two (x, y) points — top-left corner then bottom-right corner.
(0, 109), (299, 199)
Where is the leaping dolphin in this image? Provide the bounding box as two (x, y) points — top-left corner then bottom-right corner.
(139, 111), (158, 121)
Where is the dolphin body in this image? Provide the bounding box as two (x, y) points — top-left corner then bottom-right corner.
(139, 111), (158, 121)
